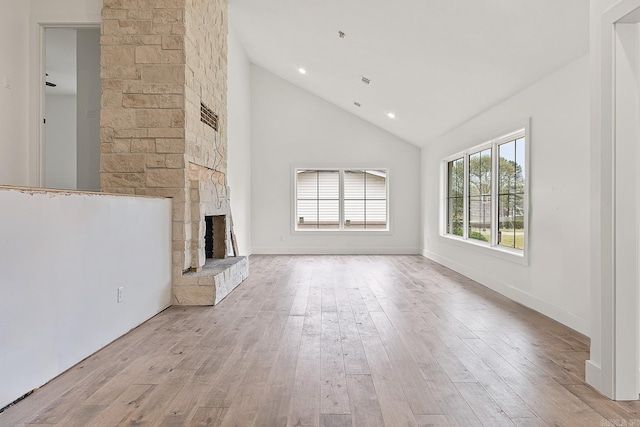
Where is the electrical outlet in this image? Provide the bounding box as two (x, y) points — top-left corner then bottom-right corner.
(117, 287), (124, 303)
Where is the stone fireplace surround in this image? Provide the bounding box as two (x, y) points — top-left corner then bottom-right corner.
(99, 0), (248, 305)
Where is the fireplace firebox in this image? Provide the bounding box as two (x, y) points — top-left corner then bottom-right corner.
(204, 215), (227, 259)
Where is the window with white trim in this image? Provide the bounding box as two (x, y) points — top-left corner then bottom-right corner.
(295, 168), (388, 231)
(446, 157), (464, 236)
(443, 129), (526, 253)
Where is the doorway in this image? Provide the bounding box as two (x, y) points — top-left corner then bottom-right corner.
(589, 0), (640, 401)
(613, 19), (640, 400)
(43, 26), (100, 191)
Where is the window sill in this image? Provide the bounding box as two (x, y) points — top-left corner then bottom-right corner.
(294, 228), (392, 236)
(439, 234), (528, 265)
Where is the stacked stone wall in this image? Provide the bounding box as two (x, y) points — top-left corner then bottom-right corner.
(183, 0), (229, 272)
(100, 0), (232, 302)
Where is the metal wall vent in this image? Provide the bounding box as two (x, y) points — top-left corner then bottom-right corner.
(200, 102), (219, 132)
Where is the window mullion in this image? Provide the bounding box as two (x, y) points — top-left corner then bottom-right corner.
(463, 153), (469, 240)
(363, 171), (367, 229)
(316, 171), (320, 230)
(446, 163), (451, 235)
(491, 144), (499, 246)
(339, 170), (344, 230)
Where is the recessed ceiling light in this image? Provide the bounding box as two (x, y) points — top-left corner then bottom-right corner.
(387, 112), (396, 119)
(298, 67), (307, 75)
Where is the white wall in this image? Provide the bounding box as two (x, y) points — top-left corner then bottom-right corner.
(250, 65), (421, 254)
(227, 29), (252, 256)
(30, 0), (102, 20)
(0, 2), (29, 186)
(45, 95), (77, 189)
(0, 187), (172, 409)
(422, 54), (591, 335)
(76, 27), (101, 191)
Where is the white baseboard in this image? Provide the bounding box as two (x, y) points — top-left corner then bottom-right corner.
(251, 246), (421, 255)
(422, 249), (590, 336)
(585, 360), (604, 395)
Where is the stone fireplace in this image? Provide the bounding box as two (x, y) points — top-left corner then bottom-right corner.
(99, 0), (248, 305)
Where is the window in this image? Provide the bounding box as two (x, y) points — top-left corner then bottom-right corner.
(498, 138), (525, 250)
(344, 170), (388, 229)
(295, 168), (388, 231)
(468, 148), (492, 242)
(447, 158), (464, 236)
(443, 129), (527, 254)
(296, 170), (339, 229)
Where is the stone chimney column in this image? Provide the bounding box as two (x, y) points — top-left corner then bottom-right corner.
(100, 0), (234, 305)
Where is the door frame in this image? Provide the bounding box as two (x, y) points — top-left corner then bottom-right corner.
(29, 17), (99, 188)
(588, 0), (640, 400)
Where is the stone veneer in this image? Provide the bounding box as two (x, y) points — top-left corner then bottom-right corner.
(174, 256), (249, 305)
(100, 0), (247, 305)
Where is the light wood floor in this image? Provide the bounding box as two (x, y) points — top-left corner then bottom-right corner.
(2, 255), (639, 426)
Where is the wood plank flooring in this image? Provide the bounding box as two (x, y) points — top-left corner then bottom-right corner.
(1, 255), (638, 426)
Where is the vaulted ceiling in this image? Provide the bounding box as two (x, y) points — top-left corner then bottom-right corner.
(229, 0), (589, 147)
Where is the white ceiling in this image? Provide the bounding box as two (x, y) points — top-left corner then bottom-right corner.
(229, 0), (590, 147)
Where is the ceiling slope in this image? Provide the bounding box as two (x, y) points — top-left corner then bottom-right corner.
(229, 0), (589, 147)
